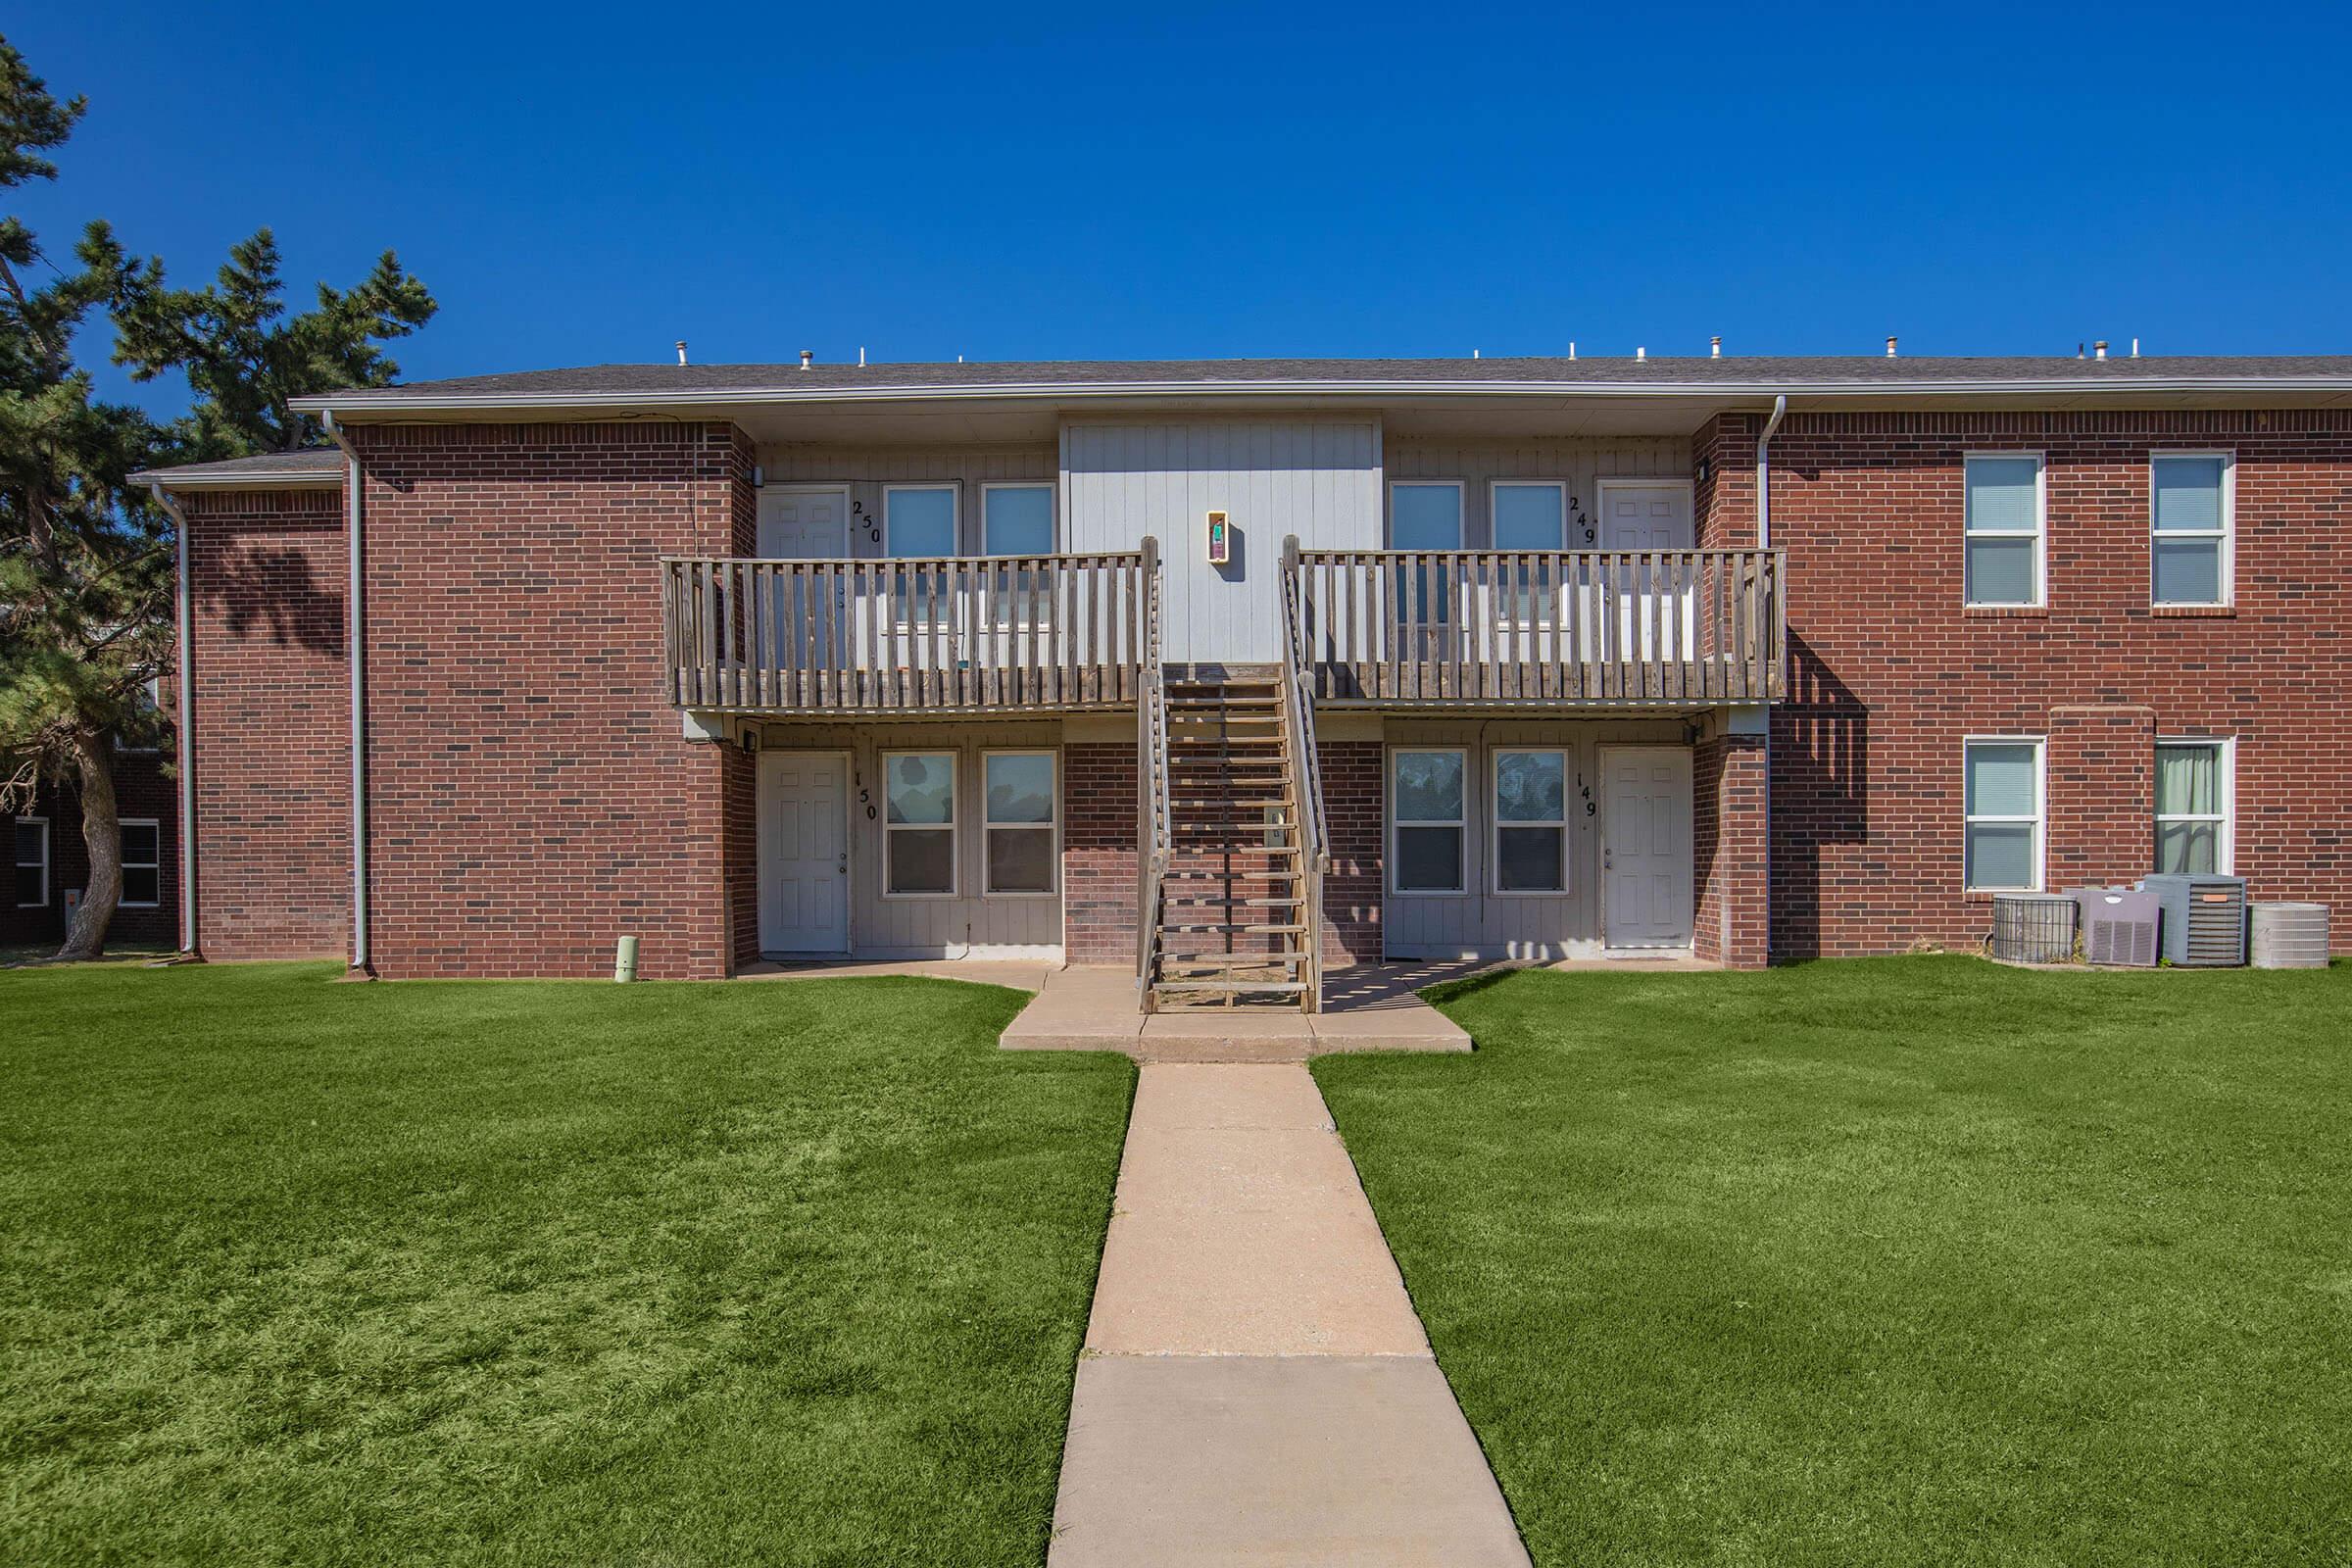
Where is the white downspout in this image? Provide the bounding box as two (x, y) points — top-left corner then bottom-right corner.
(1756, 394), (1788, 545)
(150, 484), (200, 959)
(321, 411), (370, 974)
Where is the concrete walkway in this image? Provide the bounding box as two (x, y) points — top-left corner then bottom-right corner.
(1003, 963), (1475, 1060)
(1049, 1063), (1530, 1567)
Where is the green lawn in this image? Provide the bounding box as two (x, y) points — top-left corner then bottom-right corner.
(1314, 956), (2352, 1568)
(1, 962), (1133, 1567)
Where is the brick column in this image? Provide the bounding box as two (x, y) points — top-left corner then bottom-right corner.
(1063, 742), (1139, 965)
(1318, 739), (1384, 962)
(1694, 732), (1770, 967)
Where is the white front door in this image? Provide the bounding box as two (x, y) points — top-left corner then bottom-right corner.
(759, 486), (848, 557)
(1601, 747), (1694, 950)
(758, 751), (849, 954)
(1596, 480), (1697, 662)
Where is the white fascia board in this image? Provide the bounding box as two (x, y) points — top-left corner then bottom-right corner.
(139, 472), (346, 492)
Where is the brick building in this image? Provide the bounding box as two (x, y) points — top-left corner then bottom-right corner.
(134, 356), (2351, 1002)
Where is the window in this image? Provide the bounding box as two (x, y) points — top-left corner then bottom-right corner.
(1389, 481), (1463, 626)
(2151, 454), (2231, 607)
(1964, 455), (2044, 607)
(120, 819), (161, 907)
(982, 484), (1055, 628)
(883, 751), (956, 897)
(1392, 749), (1466, 894)
(1491, 481), (1566, 621)
(984, 751), (1056, 895)
(885, 484), (958, 624)
(2155, 740), (2231, 874)
(14, 816), (47, 907)
(1963, 739), (2044, 891)
(1493, 749), (1567, 894)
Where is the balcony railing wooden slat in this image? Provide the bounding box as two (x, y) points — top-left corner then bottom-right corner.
(662, 551), (1150, 715)
(1291, 547), (1785, 707)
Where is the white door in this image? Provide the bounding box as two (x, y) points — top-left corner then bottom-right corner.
(759, 751), (849, 954)
(759, 488), (850, 674)
(1597, 481), (1696, 662)
(1601, 747), (1694, 950)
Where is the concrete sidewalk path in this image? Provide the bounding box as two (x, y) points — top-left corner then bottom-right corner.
(1048, 1063), (1530, 1567)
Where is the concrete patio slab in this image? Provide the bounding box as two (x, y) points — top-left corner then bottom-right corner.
(1000, 962), (1473, 1058)
(1051, 1354), (1530, 1568)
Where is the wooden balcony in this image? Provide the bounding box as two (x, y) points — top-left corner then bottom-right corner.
(662, 547), (1155, 714)
(1286, 546), (1786, 707)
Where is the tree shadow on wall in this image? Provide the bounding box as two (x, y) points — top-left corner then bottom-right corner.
(206, 545), (344, 655)
(1774, 630), (1869, 960)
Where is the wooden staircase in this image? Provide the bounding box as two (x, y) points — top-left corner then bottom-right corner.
(1144, 669), (1318, 1011)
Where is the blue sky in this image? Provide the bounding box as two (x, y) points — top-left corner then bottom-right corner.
(15, 2), (2352, 416)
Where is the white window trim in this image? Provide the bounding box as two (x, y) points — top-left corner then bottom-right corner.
(1386, 478), (1465, 549)
(979, 482), (1057, 557)
(2149, 451), (2235, 608)
(15, 815), (48, 907)
(119, 817), (162, 907)
(1962, 452), (2047, 609)
(981, 748), (1059, 898)
(880, 749), (958, 901)
(1389, 746), (1468, 897)
(1962, 735), (2047, 892)
(2155, 736), (2235, 875)
(1489, 746), (1570, 897)
(883, 481), (961, 558)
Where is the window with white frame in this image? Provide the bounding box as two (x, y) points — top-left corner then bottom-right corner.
(885, 484), (958, 624)
(2151, 455), (2231, 607)
(1392, 749), (1466, 894)
(1964, 455), (2044, 607)
(883, 751), (956, 897)
(14, 816), (47, 907)
(2155, 740), (2230, 874)
(1491, 481), (1566, 622)
(1389, 481), (1462, 627)
(1963, 739), (2043, 891)
(1493, 749), (1568, 893)
(982, 484), (1055, 628)
(984, 751), (1056, 895)
(120, 819), (161, 907)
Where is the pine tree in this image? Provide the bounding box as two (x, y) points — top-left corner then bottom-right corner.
(105, 225), (436, 456)
(0, 38), (171, 960)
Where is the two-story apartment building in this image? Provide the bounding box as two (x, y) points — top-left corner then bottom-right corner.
(137, 355), (2352, 1006)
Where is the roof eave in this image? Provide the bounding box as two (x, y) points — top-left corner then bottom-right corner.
(133, 470), (346, 492)
(288, 376), (2352, 417)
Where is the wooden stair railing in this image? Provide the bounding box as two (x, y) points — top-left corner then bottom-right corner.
(1280, 535), (1331, 1013)
(1135, 538), (1172, 1013)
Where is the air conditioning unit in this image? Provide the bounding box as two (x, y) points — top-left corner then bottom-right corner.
(2068, 887), (2159, 967)
(2137, 875), (2249, 966)
(1990, 894), (2075, 963)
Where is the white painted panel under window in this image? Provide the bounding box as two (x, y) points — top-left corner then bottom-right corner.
(1062, 420), (1381, 662)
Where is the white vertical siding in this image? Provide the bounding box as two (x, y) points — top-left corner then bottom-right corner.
(1062, 419), (1383, 662)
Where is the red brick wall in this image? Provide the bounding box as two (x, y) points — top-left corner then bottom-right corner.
(1770, 409), (2352, 956)
(1063, 741), (1138, 963)
(183, 488), (351, 959)
(1693, 413), (1759, 549)
(1692, 733), (1769, 966)
(1, 758), (178, 951)
(348, 421), (753, 979)
(1318, 739), (1384, 961)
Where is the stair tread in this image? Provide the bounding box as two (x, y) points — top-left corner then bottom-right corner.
(1160, 922), (1307, 934)
(1152, 980), (1309, 995)
(1163, 897), (1303, 907)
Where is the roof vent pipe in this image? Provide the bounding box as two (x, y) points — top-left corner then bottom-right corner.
(1886, 335), (1898, 357)
(1636, 346), (1646, 362)
(1711, 336), (1722, 358)
(675, 340), (688, 367)
(858, 345), (866, 368)
(799, 349), (813, 370)
(2095, 340), (2109, 360)
(1568, 341), (1576, 360)
(2132, 337), (2141, 357)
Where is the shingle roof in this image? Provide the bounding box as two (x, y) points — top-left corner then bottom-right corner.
(302, 354), (2352, 404)
(132, 449), (346, 486)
